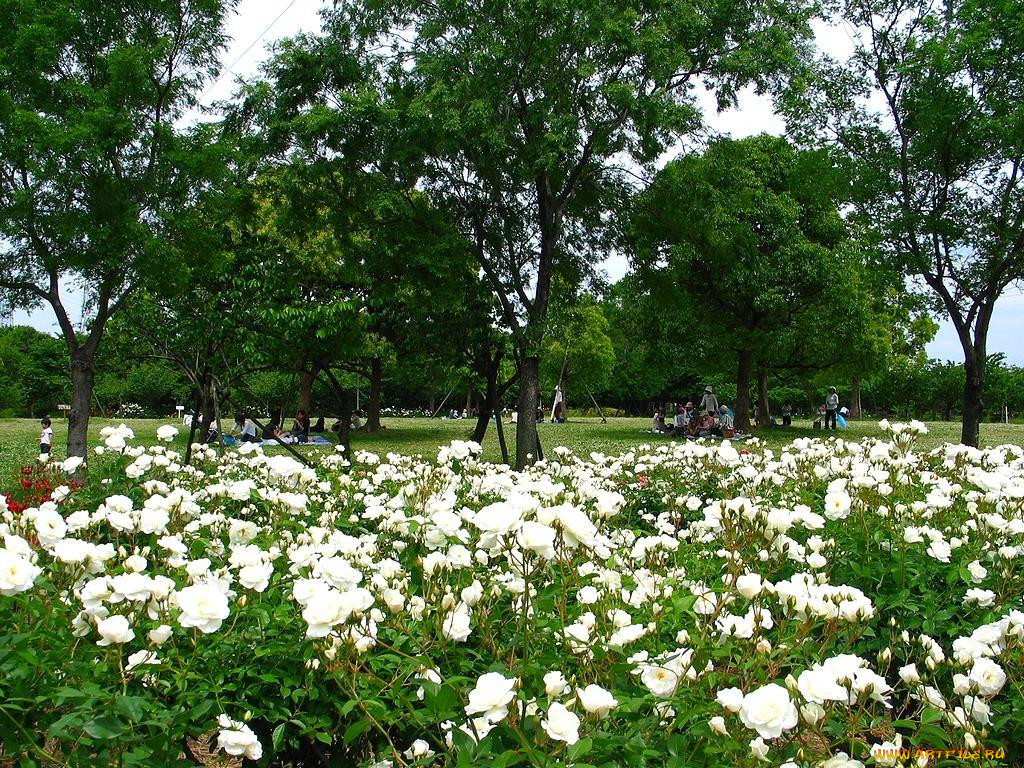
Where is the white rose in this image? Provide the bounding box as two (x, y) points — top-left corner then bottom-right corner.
(735, 573), (764, 600)
(749, 737), (770, 761)
(541, 701), (580, 744)
(216, 715), (263, 760)
(544, 671), (569, 697)
(518, 521), (557, 559)
(576, 685), (618, 718)
(96, 615), (135, 646)
(797, 667), (848, 704)
(640, 665), (679, 698)
(715, 687), (744, 713)
(156, 424), (179, 442)
(175, 583), (230, 634)
(0, 550), (42, 595)
(708, 715), (728, 736)
(442, 607), (472, 642)
(738, 683), (798, 740)
(465, 672), (517, 721)
(149, 624), (173, 645)
(967, 658), (1006, 695)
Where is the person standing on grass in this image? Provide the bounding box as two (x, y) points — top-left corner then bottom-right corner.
(39, 417), (53, 456)
(700, 386), (719, 416)
(825, 387), (839, 430)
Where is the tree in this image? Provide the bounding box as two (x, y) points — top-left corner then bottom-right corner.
(333, 0), (815, 467)
(0, 0), (235, 456)
(629, 134), (852, 430)
(541, 293), (616, 418)
(782, 0), (1024, 445)
(0, 326), (68, 417)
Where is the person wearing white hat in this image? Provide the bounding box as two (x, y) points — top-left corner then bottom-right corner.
(700, 386), (719, 416)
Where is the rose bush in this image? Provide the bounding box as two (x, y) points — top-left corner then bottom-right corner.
(0, 423), (1022, 767)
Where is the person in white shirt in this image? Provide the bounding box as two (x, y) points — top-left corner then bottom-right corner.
(825, 387), (839, 430)
(234, 414), (259, 443)
(39, 417), (53, 455)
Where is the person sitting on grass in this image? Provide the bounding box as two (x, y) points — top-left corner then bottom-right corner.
(290, 409), (311, 443)
(718, 404), (734, 431)
(674, 404), (689, 436)
(234, 414), (259, 443)
(262, 420), (282, 441)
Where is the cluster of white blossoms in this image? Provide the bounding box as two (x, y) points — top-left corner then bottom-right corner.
(1, 421), (1022, 766)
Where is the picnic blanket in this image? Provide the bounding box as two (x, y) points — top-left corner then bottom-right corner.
(259, 436), (333, 447)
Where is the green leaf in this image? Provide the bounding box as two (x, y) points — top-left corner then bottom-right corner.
(83, 715), (128, 739)
(343, 719), (370, 745)
(114, 695), (147, 722)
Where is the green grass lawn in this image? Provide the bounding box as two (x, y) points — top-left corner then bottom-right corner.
(2, 415), (1024, 487)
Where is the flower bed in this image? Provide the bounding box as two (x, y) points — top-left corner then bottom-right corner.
(1, 423), (1022, 767)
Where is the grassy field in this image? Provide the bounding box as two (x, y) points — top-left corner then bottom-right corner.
(2, 415), (1024, 486)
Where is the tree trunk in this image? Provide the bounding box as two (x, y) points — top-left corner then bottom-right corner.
(516, 355), (541, 469)
(365, 358), (384, 432)
(734, 349), (753, 432)
(472, 355), (501, 445)
(962, 354), (984, 447)
(68, 354), (95, 458)
(851, 376), (862, 419)
(296, 369), (315, 416)
(756, 367), (771, 427)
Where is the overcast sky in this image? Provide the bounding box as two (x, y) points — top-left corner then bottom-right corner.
(12, 0), (1024, 364)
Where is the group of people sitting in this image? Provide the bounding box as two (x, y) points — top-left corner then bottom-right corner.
(652, 387), (738, 438)
(231, 409), (317, 444)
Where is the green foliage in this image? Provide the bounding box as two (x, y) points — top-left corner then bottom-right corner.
(781, 0), (1024, 444)
(0, 326), (68, 417)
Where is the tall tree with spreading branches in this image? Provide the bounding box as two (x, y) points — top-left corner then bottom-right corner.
(0, 0), (235, 456)
(328, 0), (816, 467)
(782, 0), (1024, 446)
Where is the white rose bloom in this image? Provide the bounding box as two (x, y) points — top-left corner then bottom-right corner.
(149, 624), (173, 645)
(465, 672), (517, 721)
(926, 539), (952, 563)
(871, 741), (901, 766)
(442, 607), (473, 642)
(898, 664), (920, 685)
(640, 665), (679, 698)
(544, 671), (569, 697)
(34, 509), (67, 546)
(749, 737), (770, 762)
(402, 739), (434, 759)
(541, 701), (580, 745)
(216, 715), (263, 760)
(126, 649), (161, 672)
(156, 424), (179, 442)
(472, 502), (522, 536)
(576, 685), (618, 718)
(238, 562), (274, 592)
(967, 658), (1006, 695)
(821, 753), (864, 768)
(175, 583), (231, 634)
(964, 588), (996, 607)
(715, 687), (744, 713)
(797, 667), (849, 705)
(708, 715), (728, 736)
(0, 549), (42, 595)
(62, 456), (85, 474)
(518, 521), (557, 559)
(738, 683), (798, 740)
(823, 491), (851, 520)
(735, 573), (764, 599)
(96, 615), (135, 646)
(966, 560), (988, 583)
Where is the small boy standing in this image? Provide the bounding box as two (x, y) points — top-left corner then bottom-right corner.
(39, 417), (53, 455)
